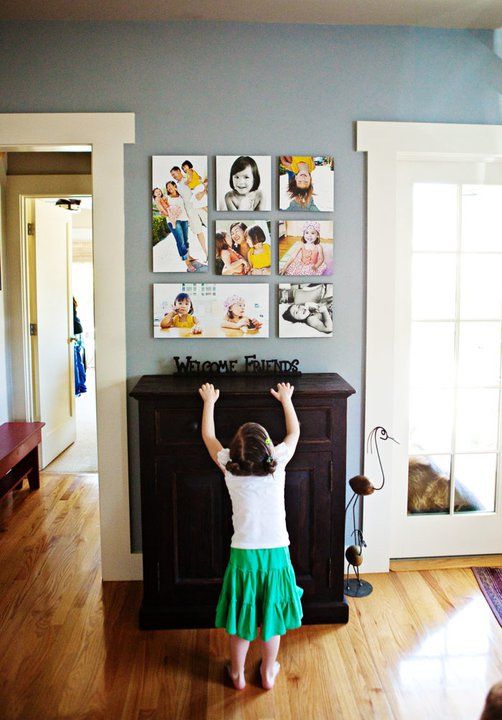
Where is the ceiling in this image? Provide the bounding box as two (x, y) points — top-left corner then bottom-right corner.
(0, 0), (501, 29)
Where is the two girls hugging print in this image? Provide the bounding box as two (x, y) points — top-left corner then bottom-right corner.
(215, 221), (272, 276)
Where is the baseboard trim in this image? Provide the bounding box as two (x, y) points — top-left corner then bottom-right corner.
(390, 554), (502, 572)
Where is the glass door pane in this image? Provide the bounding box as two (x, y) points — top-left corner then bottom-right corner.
(408, 183), (502, 516)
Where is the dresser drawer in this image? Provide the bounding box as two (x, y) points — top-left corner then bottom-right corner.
(153, 403), (334, 449)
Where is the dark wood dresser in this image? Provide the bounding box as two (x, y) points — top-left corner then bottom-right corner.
(130, 373), (355, 630)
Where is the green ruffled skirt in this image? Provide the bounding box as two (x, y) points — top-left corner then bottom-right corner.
(215, 547), (304, 642)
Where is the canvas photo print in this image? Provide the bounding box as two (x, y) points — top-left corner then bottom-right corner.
(279, 220), (333, 276)
(215, 220), (272, 276)
(216, 155), (271, 211)
(152, 155), (208, 273)
(278, 156), (334, 212)
(154, 283), (269, 338)
(278, 283), (333, 338)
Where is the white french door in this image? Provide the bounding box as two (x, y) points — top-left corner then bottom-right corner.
(390, 159), (502, 558)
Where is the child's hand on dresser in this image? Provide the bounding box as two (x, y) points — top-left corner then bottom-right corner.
(270, 382), (295, 403)
(199, 383), (220, 403)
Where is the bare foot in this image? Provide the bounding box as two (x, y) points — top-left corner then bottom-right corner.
(226, 663), (245, 691)
(260, 661), (280, 690)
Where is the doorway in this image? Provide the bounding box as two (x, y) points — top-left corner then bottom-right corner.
(0, 111), (139, 580)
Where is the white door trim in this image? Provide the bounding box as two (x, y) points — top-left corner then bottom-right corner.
(1, 113), (141, 580)
(356, 121), (502, 573)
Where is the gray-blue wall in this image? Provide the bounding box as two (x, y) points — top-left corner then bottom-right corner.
(1, 22), (500, 550)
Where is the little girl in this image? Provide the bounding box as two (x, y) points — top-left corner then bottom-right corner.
(224, 156), (263, 211)
(152, 187), (169, 216)
(280, 156), (319, 212)
(215, 231), (250, 275)
(181, 160), (208, 227)
(199, 381), (303, 690)
(160, 292), (202, 333)
(247, 225), (271, 275)
(221, 294), (263, 332)
(280, 221), (327, 276)
(230, 222), (250, 260)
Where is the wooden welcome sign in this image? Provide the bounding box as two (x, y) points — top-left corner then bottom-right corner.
(173, 355), (301, 375)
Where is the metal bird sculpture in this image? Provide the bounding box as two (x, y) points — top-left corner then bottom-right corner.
(345, 426), (398, 597)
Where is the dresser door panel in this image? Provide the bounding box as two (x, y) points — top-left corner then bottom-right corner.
(286, 452), (333, 599)
(154, 456), (232, 604)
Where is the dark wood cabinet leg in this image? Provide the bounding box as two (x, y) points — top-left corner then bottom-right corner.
(27, 448), (40, 490)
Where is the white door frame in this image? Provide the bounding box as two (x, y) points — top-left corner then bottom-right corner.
(0, 114), (140, 580)
(357, 121), (502, 573)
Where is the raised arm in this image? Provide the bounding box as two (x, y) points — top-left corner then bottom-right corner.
(270, 382), (300, 453)
(198, 383), (223, 464)
(312, 243), (325, 271)
(160, 309), (176, 328)
(307, 304), (333, 334)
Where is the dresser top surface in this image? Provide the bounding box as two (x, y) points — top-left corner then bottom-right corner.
(130, 373), (356, 399)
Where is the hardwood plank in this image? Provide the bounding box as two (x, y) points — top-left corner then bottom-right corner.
(0, 472), (500, 720)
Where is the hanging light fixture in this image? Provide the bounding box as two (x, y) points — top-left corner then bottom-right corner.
(55, 198), (81, 212)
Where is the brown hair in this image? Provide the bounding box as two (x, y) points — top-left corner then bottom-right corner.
(288, 175), (314, 204)
(215, 231), (230, 258)
(226, 422), (277, 476)
(247, 225), (266, 246)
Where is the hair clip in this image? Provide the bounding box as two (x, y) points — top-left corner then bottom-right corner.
(264, 437), (271, 446)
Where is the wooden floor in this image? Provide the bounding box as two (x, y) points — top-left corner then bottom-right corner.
(0, 473), (501, 720)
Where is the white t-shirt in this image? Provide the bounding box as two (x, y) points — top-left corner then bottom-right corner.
(174, 180), (194, 207)
(217, 442), (295, 549)
(166, 195), (188, 221)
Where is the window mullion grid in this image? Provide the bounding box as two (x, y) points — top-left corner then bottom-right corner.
(448, 184), (463, 515)
(495, 312), (502, 515)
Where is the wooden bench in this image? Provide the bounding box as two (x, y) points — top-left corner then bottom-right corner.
(0, 422), (45, 501)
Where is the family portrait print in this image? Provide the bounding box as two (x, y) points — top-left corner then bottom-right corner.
(279, 220), (333, 276)
(278, 156), (334, 212)
(152, 155), (209, 273)
(216, 155), (271, 211)
(154, 283), (269, 338)
(215, 220), (272, 276)
(278, 283), (333, 338)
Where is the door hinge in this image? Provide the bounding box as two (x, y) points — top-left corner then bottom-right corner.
(29, 323), (37, 336)
(328, 557), (333, 588)
(27, 223), (35, 236)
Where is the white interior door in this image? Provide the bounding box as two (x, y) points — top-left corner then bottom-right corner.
(30, 198), (76, 468)
(390, 159), (502, 558)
